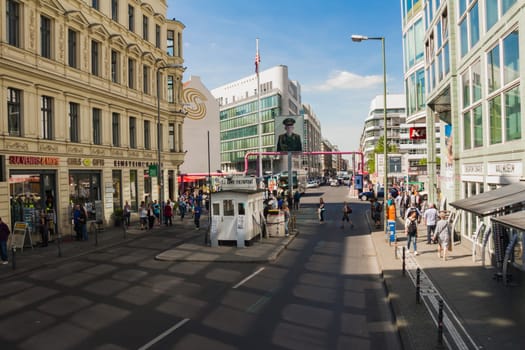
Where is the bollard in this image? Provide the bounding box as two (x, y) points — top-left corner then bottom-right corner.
(416, 267), (421, 304)
(95, 225), (99, 246)
(11, 247), (16, 270)
(402, 247), (406, 276)
(57, 233), (62, 257)
(394, 241), (398, 259)
(437, 299), (444, 346)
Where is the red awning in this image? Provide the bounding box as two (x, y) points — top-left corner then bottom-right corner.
(177, 175), (206, 182)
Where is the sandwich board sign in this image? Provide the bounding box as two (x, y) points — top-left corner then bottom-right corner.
(10, 221), (33, 251)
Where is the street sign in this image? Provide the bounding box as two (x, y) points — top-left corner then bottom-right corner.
(149, 165), (158, 177)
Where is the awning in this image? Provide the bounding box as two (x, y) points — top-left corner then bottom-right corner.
(491, 211), (525, 231)
(449, 182), (525, 217)
(177, 175), (206, 182)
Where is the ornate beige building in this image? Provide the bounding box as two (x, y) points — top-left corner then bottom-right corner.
(0, 0), (186, 238)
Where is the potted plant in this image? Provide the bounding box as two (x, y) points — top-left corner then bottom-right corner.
(112, 208), (124, 226)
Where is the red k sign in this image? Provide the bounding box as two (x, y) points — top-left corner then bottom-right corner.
(409, 127), (427, 140)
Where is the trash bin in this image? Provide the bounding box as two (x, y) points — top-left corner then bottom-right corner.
(267, 210), (285, 237)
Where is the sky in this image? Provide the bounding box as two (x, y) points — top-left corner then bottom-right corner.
(169, 0), (405, 155)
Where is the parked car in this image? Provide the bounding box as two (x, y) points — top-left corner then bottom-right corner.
(358, 188), (385, 201)
(306, 181), (319, 189)
(329, 179), (339, 187)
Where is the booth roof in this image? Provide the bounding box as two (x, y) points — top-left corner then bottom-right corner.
(491, 211), (525, 231)
(450, 182), (525, 217)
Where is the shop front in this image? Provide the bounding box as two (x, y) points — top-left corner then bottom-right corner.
(8, 156), (59, 245)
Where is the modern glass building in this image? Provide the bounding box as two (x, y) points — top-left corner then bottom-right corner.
(211, 65), (303, 174)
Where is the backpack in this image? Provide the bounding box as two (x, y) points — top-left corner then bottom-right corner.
(408, 219), (417, 235)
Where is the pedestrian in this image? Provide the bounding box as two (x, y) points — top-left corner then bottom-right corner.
(341, 201), (353, 229)
(293, 190), (301, 210)
(39, 209), (49, 247)
(372, 199), (382, 228)
(73, 204), (88, 241)
(164, 199), (173, 226)
(405, 210), (419, 255)
(387, 195), (396, 222)
(318, 197), (326, 222)
(434, 211), (451, 260)
(405, 203), (422, 221)
(287, 192), (293, 210)
(179, 198), (187, 220)
(123, 200), (131, 227)
(282, 203), (290, 236)
(423, 203), (439, 244)
(152, 200), (161, 225)
(0, 217), (11, 265)
(147, 202), (155, 229)
(194, 203), (202, 230)
(139, 201), (148, 230)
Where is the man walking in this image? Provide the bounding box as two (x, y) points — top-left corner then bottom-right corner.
(423, 203), (439, 244)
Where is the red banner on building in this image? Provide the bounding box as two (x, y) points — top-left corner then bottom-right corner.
(409, 127), (427, 140)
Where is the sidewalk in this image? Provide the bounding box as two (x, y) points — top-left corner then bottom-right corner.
(372, 218), (525, 350)
(0, 213), (298, 281)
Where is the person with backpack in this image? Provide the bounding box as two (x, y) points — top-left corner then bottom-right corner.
(405, 210), (419, 255)
(341, 201), (353, 229)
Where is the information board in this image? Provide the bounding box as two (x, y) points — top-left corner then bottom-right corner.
(9, 221), (33, 251)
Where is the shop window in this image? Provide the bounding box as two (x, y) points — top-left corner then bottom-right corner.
(130, 170), (138, 211)
(144, 169), (152, 201)
(69, 172), (101, 219)
(113, 170), (122, 210)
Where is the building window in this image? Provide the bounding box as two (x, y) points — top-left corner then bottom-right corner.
(92, 108), (102, 145)
(8, 88), (22, 137)
(69, 102), (80, 142)
(68, 29), (78, 68)
(487, 30), (520, 144)
(129, 117), (137, 149)
(155, 24), (161, 49)
(41, 96), (53, 140)
(143, 15), (149, 41)
(112, 113), (120, 147)
(7, 0), (20, 47)
(128, 58), (135, 89)
(91, 40), (100, 76)
(486, 0), (517, 31)
(167, 30), (174, 56)
(128, 5), (134, 32)
(144, 120), (151, 149)
(143, 65), (150, 94)
(112, 170), (122, 210)
(459, 1), (480, 57)
(169, 123), (175, 151)
(111, 0), (118, 21)
(92, 0), (99, 10)
(167, 75), (174, 103)
(111, 50), (119, 83)
(41, 15), (52, 58)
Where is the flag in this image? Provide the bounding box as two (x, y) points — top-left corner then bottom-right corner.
(255, 50), (260, 74)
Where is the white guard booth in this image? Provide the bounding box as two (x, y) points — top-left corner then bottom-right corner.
(210, 177), (265, 248)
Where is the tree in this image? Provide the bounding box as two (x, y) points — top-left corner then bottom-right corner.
(366, 136), (397, 173)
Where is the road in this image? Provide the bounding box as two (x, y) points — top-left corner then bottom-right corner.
(0, 186), (401, 350)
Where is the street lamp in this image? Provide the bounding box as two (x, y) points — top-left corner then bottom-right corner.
(157, 63), (185, 225)
(351, 34), (388, 236)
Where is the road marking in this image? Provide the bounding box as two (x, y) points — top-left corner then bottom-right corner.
(138, 318), (190, 350)
(233, 267), (265, 289)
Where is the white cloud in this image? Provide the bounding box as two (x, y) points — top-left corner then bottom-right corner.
(306, 70), (383, 92)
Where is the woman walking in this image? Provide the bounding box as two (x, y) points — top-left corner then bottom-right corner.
(434, 211), (451, 260)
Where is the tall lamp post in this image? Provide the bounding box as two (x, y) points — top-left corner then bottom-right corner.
(351, 34), (388, 236)
(157, 63), (184, 225)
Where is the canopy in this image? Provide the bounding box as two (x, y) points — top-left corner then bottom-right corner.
(450, 182), (525, 217)
(177, 175), (206, 182)
(491, 211), (525, 231)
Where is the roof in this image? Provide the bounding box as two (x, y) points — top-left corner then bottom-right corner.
(491, 211), (525, 231)
(449, 182), (525, 217)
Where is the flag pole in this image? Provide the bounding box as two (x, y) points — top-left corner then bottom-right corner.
(256, 38), (263, 180)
